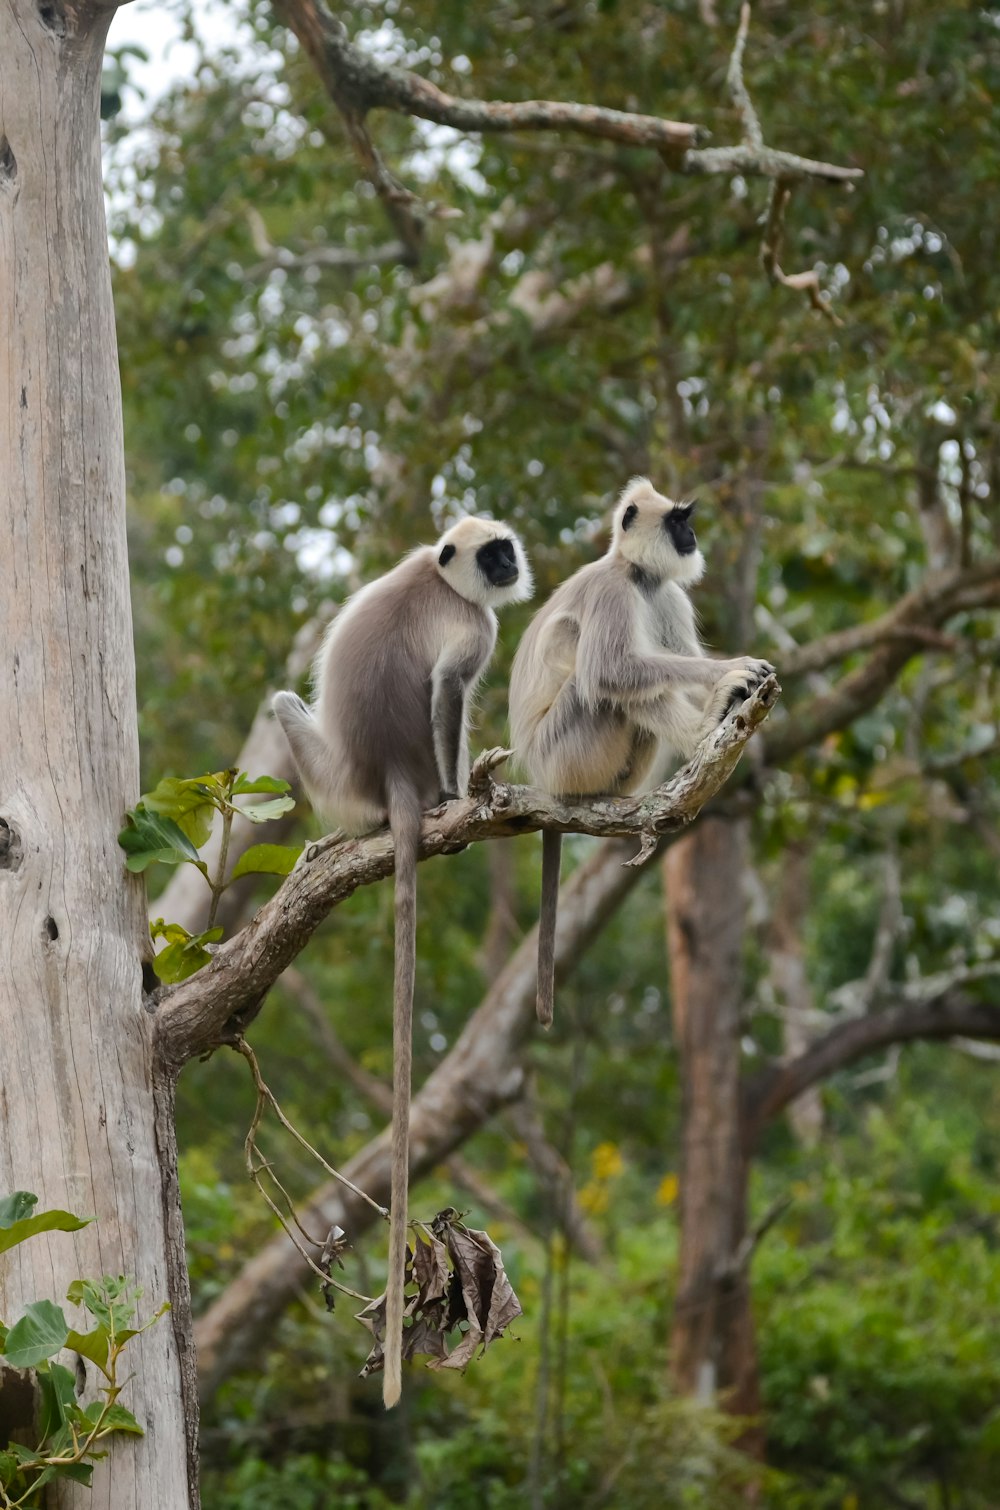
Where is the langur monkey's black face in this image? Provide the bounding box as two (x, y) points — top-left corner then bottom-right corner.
(616, 483), (705, 586)
(436, 519), (533, 607)
(663, 501), (697, 556)
(439, 535), (520, 587)
(475, 535), (521, 588)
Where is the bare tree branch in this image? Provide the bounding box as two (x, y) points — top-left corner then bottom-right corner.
(780, 560), (1000, 679)
(743, 990), (1000, 1145)
(271, 0), (860, 251)
(504, 1092), (604, 1265)
(151, 612), (331, 937)
(764, 560), (1000, 764)
(244, 205), (410, 278)
(154, 678), (779, 1069)
(760, 179), (842, 324)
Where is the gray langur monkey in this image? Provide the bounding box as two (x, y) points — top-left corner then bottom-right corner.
(272, 517), (533, 1409)
(508, 477), (774, 1028)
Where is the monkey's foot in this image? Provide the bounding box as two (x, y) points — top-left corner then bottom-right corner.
(469, 746), (514, 795)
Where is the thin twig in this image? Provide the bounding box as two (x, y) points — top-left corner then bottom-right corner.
(760, 179), (843, 325)
(236, 1036), (388, 1218)
(727, 3), (763, 150)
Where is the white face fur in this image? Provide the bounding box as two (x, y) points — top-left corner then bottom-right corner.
(611, 477), (706, 587)
(435, 516), (535, 608)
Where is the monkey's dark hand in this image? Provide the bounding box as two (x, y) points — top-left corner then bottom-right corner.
(709, 661), (775, 722)
(437, 790), (460, 805)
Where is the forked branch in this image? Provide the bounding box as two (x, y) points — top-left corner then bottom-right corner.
(272, 0), (860, 258)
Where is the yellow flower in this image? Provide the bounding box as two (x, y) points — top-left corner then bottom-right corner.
(656, 1173), (679, 1207)
(578, 1180), (610, 1216)
(591, 1141), (624, 1181)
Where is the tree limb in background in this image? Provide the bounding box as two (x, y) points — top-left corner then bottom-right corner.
(151, 612), (331, 937)
(154, 676), (779, 1069)
(742, 989), (1000, 1146)
(760, 179), (842, 324)
(778, 559), (1000, 679)
(272, 0), (860, 259)
(503, 1092), (604, 1266)
(764, 560), (1000, 764)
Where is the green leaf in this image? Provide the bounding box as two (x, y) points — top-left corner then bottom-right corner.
(141, 776), (223, 848)
(0, 1449), (19, 1487)
(60, 1462), (96, 1486)
(0, 1203), (92, 1256)
(237, 796), (296, 824)
(83, 1401), (145, 1438)
(231, 772), (291, 796)
(3, 1300), (69, 1368)
(230, 842), (302, 880)
(151, 926), (222, 984)
(118, 806), (203, 872)
(68, 1276), (141, 1334)
(0, 1191), (38, 1227)
(65, 1324), (110, 1374)
(36, 1362), (78, 1443)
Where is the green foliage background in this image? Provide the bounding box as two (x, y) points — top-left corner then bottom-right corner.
(104, 1), (1000, 1504)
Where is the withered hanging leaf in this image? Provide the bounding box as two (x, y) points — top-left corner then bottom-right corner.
(355, 1213), (522, 1386)
(319, 1224), (350, 1313)
(412, 1233), (449, 1309)
(401, 1314), (449, 1363)
(442, 1222), (523, 1346)
(429, 1324), (483, 1373)
(355, 1293), (387, 1380)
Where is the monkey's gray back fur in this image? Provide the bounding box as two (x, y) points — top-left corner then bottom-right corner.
(510, 551), (704, 798)
(277, 548), (497, 832)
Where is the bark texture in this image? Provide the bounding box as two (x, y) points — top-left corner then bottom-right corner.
(0, 5), (195, 1505)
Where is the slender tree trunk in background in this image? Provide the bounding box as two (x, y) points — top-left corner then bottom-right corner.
(0, 5), (195, 1505)
(662, 451), (766, 1440)
(664, 818), (761, 1429)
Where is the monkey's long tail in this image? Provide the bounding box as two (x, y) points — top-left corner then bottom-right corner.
(383, 784), (422, 1410)
(536, 829), (562, 1029)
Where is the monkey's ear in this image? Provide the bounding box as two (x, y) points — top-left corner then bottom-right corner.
(439, 544), (456, 566)
(621, 503), (639, 531)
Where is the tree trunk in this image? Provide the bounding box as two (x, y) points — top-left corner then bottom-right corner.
(0, 5), (196, 1505)
(664, 818), (760, 1428)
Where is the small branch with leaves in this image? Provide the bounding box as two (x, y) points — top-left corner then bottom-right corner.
(120, 769), (298, 983)
(0, 1194), (168, 1509)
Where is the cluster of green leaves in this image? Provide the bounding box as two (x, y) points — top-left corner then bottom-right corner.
(190, 1065), (1000, 1508)
(0, 1194), (167, 1509)
(118, 769), (299, 981)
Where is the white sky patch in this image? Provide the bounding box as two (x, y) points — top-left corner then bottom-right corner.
(106, 2), (249, 123)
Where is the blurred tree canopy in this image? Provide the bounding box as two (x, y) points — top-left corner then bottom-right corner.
(104, 1), (1000, 1504)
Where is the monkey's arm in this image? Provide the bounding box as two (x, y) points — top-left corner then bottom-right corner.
(431, 658), (481, 799)
(574, 597), (726, 706)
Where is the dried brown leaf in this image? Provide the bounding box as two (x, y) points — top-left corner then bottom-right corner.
(412, 1233), (449, 1308)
